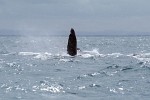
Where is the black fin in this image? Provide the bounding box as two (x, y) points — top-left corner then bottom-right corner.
(67, 28), (77, 56)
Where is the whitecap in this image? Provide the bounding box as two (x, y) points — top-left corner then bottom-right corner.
(78, 86), (86, 90)
(18, 52), (52, 60)
(82, 49), (100, 56)
(32, 84), (63, 93)
(34, 52), (52, 60)
(40, 85), (63, 93)
(18, 52), (40, 56)
(107, 53), (123, 58)
(59, 59), (71, 62)
(78, 49), (105, 58)
(81, 54), (94, 58)
(130, 53), (150, 62)
(89, 84), (101, 88)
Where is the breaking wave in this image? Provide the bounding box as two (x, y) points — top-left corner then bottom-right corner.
(17, 49), (126, 61)
(128, 53), (150, 63)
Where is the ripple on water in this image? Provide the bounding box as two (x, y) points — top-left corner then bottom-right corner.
(121, 67), (133, 72)
(1, 83), (27, 93)
(5, 62), (23, 74)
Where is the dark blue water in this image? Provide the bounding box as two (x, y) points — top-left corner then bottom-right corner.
(0, 36), (150, 100)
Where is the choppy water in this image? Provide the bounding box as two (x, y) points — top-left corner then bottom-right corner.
(0, 35), (150, 100)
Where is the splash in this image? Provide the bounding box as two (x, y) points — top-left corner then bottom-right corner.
(18, 49), (126, 60)
(129, 53), (150, 63)
(79, 49), (105, 58)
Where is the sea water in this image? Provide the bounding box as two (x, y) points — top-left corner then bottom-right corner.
(0, 35), (150, 100)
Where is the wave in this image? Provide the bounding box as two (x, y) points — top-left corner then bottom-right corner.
(18, 52), (41, 56)
(18, 51), (96, 61)
(16, 50), (150, 65)
(32, 83), (63, 93)
(78, 49), (104, 58)
(128, 53), (150, 63)
(18, 52), (52, 60)
(17, 49), (126, 61)
(32, 80), (64, 93)
(79, 49), (124, 58)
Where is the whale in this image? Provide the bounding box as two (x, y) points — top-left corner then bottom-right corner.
(67, 28), (77, 56)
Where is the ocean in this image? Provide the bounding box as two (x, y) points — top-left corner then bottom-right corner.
(0, 35), (150, 100)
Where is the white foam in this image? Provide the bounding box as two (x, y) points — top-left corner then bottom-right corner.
(79, 49), (105, 58)
(59, 52), (70, 57)
(107, 53), (123, 58)
(130, 53), (150, 62)
(78, 86), (86, 90)
(18, 52), (40, 56)
(18, 50), (125, 60)
(32, 84), (63, 93)
(83, 49), (100, 56)
(19, 52), (52, 60)
(79, 49), (124, 58)
(139, 53), (150, 58)
(34, 52), (52, 60)
(40, 85), (63, 93)
(59, 59), (71, 62)
(81, 54), (94, 58)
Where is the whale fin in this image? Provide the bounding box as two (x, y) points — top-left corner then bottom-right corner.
(67, 28), (77, 56)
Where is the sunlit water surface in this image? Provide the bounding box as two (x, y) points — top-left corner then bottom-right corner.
(0, 36), (150, 100)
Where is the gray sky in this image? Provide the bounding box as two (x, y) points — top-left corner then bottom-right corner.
(0, 0), (150, 35)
